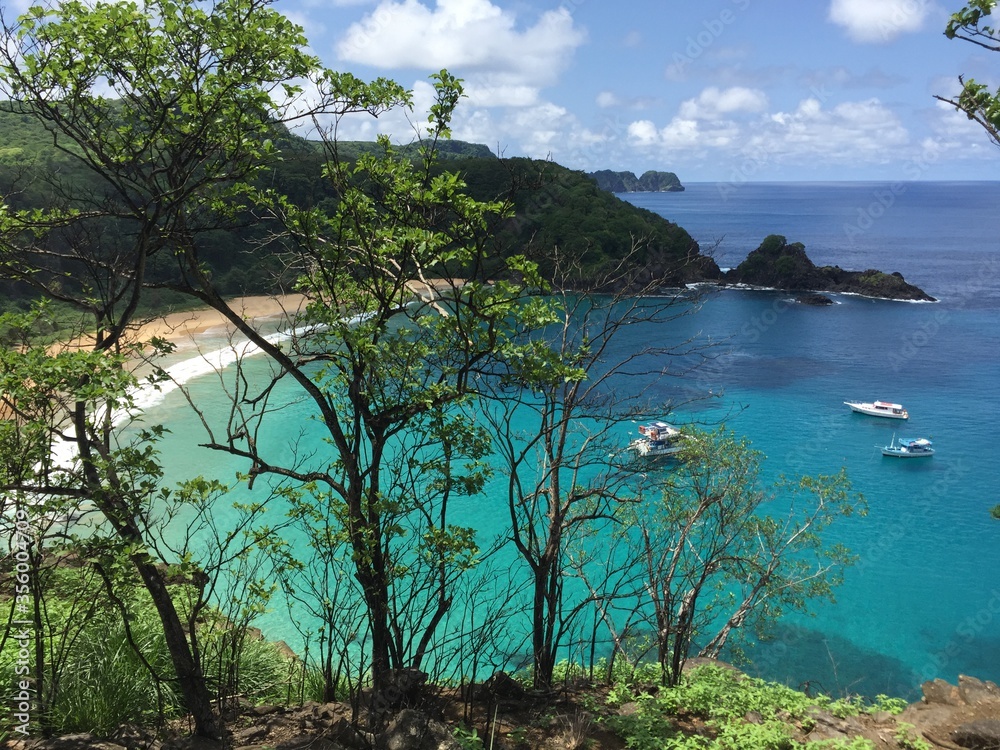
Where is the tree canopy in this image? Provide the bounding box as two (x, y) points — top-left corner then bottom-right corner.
(939, 1), (1000, 146)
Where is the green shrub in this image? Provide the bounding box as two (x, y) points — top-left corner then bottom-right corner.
(608, 666), (893, 750)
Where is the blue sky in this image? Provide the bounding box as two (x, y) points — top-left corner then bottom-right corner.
(267, 0), (1000, 181)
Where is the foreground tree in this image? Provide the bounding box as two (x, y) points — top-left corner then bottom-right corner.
(938, 1), (1000, 145)
(1, 0), (540, 720)
(0, 0), (376, 735)
(481, 248), (710, 689)
(580, 428), (864, 686)
(183, 72), (548, 696)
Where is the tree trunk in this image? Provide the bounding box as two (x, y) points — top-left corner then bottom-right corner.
(358, 572), (393, 694)
(133, 557), (221, 738)
(532, 566), (556, 689)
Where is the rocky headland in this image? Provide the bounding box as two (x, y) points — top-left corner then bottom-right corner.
(717, 234), (936, 302)
(588, 169), (685, 192)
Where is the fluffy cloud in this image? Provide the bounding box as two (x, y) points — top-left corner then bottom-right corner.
(762, 98), (909, 159)
(827, 0), (933, 43)
(678, 86), (769, 119)
(336, 0), (586, 103)
(626, 93), (912, 171)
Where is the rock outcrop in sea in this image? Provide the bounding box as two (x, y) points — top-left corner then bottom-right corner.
(721, 234), (936, 301)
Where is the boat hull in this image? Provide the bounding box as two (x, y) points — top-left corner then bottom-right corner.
(628, 438), (682, 458)
(845, 401), (908, 419)
(881, 448), (934, 458)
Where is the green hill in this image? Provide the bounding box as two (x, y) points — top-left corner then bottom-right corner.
(0, 106), (718, 301)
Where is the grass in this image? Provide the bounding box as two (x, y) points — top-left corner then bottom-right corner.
(0, 569), (297, 737)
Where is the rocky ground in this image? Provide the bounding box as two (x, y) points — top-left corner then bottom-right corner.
(10, 673), (1000, 750)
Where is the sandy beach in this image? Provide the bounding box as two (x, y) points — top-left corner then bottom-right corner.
(134, 294), (308, 349)
(51, 294), (308, 354)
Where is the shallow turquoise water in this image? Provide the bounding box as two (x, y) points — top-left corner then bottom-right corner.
(141, 182), (1000, 698)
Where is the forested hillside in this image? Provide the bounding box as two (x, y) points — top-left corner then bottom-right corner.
(0, 104), (718, 306)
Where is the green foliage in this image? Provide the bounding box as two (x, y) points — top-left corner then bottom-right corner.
(858, 271), (887, 287)
(713, 719), (796, 750)
(774, 255), (797, 278)
(894, 723), (932, 750)
(940, 2), (1000, 146)
(613, 428), (864, 686)
(0, 568), (295, 736)
(990, 503), (1000, 520)
(610, 666), (885, 750)
(453, 724), (486, 749)
(658, 667), (818, 722)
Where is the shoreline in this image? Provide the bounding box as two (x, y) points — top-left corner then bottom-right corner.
(134, 294), (308, 351)
(51, 294), (308, 355)
(124, 294), (310, 416)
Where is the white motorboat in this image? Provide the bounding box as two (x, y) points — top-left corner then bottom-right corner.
(844, 400), (908, 419)
(628, 421), (685, 458)
(881, 436), (934, 458)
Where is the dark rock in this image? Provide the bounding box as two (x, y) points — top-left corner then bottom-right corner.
(723, 235), (935, 301)
(953, 720), (1000, 750)
(27, 736), (126, 750)
(475, 671), (526, 702)
(161, 738), (225, 750)
(617, 702), (639, 717)
(805, 710), (865, 742)
(374, 668), (429, 711)
(232, 726), (269, 745)
(957, 675), (1000, 706)
(797, 294), (833, 305)
(375, 709), (461, 750)
(249, 704), (285, 717)
(922, 678), (964, 706)
(273, 738), (344, 750)
(328, 718), (372, 750)
(588, 169), (684, 193)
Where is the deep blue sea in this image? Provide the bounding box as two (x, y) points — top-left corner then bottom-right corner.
(143, 182), (1000, 699)
(620, 182), (1000, 697)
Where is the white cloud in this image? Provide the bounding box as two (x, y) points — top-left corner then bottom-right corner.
(627, 120), (660, 147)
(463, 79), (540, 108)
(678, 86), (769, 119)
(755, 98), (909, 164)
(336, 0), (586, 103)
(597, 91), (621, 109)
(625, 95), (913, 172)
(827, 0), (934, 43)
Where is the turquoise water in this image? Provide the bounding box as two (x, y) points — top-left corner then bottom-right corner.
(142, 182), (1000, 698)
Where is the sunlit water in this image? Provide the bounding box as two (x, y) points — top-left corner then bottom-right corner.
(138, 182), (1000, 698)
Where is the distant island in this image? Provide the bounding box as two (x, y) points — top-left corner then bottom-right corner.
(588, 169), (685, 193)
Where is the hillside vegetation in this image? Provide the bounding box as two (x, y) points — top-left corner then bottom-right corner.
(0, 106), (715, 305)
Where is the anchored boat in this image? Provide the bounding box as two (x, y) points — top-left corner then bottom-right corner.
(881, 436), (934, 458)
(845, 400), (909, 419)
(627, 421), (686, 458)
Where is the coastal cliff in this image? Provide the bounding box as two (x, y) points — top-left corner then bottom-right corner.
(588, 169), (685, 193)
(722, 234), (936, 302)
